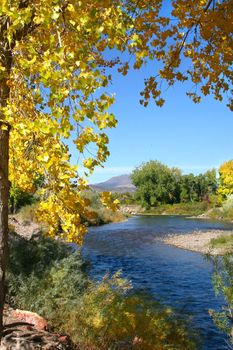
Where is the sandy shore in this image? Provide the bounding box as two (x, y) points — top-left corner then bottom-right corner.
(159, 230), (233, 255)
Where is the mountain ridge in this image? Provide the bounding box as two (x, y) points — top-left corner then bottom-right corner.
(91, 174), (135, 193)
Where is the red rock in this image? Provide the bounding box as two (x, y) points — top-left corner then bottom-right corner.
(58, 335), (68, 343)
(11, 309), (48, 330)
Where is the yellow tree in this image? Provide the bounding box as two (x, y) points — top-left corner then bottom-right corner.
(0, 0), (232, 336)
(218, 160), (233, 197)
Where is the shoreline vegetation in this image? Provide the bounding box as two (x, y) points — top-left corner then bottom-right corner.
(6, 199), (233, 348)
(15, 200), (233, 257)
(121, 202), (233, 222)
(121, 204), (233, 255)
(5, 220), (198, 350)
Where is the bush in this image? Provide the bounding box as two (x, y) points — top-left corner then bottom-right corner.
(223, 195), (233, 211)
(210, 235), (233, 250)
(58, 272), (197, 350)
(144, 202), (209, 216)
(210, 254), (233, 346)
(9, 185), (36, 214)
(7, 235), (196, 350)
(17, 203), (39, 223)
(208, 194), (223, 208)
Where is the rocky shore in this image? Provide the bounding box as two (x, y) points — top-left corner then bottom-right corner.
(159, 230), (233, 255)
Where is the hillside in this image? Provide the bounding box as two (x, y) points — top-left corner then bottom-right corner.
(91, 174), (136, 193)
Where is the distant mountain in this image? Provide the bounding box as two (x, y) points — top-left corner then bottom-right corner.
(91, 174), (136, 193)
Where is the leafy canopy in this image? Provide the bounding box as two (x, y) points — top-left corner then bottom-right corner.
(218, 160), (233, 198)
(131, 161), (217, 208)
(1, 0), (232, 243)
(131, 161), (181, 208)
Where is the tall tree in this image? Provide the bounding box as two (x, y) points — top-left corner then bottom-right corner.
(131, 161), (181, 208)
(0, 0), (133, 334)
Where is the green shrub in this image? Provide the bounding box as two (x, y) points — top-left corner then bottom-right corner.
(58, 272), (197, 350)
(10, 185), (36, 214)
(210, 235), (233, 250)
(8, 235), (70, 277)
(208, 194), (223, 208)
(81, 190), (126, 226)
(210, 254), (233, 346)
(6, 235), (196, 350)
(144, 202), (209, 216)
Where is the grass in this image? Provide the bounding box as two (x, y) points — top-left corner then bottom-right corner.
(86, 207), (126, 226)
(17, 200), (126, 228)
(208, 207), (233, 222)
(17, 203), (39, 223)
(210, 234), (233, 250)
(141, 202), (209, 216)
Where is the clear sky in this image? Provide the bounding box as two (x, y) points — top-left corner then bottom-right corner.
(70, 59), (233, 184)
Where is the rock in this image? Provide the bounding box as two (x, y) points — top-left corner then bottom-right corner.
(2, 306), (75, 349)
(11, 310), (48, 331)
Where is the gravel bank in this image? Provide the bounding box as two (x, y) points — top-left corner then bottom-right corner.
(159, 230), (233, 255)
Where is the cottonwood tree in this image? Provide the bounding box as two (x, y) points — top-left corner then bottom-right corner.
(218, 160), (233, 197)
(131, 161), (181, 208)
(0, 0), (232, 336)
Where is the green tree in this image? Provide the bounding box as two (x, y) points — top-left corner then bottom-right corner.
(180, 174), (198, 202)
(131, 161), (181, 209)
(180, 170), (217, 203)
(9, 185), (35, 214)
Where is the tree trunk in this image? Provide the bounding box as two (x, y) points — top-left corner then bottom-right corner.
(0, 42), (12, 335)
(0, 124), (10, 335)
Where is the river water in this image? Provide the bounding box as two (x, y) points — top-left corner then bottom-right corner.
(82, 215), (233, 350)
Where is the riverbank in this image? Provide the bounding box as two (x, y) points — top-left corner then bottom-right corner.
(121, 202), (211, 217)
(121, 202), (233, 226)
(159, 230), (233, 255)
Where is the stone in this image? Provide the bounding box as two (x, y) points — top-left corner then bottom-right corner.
(11, 310), (48, 331)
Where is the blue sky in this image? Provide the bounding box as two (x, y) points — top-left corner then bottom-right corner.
(70, 60), (233, 184)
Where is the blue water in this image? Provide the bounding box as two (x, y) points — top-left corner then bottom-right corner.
(82, 215), (233, 349)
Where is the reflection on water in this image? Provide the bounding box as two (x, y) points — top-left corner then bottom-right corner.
(82, 216), (233, 350)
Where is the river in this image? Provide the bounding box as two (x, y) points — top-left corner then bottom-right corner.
(82, 215), (233, 350)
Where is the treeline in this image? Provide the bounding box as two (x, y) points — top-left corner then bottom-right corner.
(131, 160), (218, 209)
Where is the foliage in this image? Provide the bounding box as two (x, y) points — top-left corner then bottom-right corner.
(135, 0), (233, 110)
(7, 235), (72, 278)
(17, 203), (39, 223)
(7, 235), (89, 311)
(6, 235), (196, 350)
(210, 254), (233, 347)
(210, 235), (233, 251)
(112, 192), (137, 206)
(59, 274), (197, 350)
(9, 184), (36, 213)
(81, 191), (125, 225)
(209, 207), (233, 222)
(131, 161), (217, 209)
(208, 194), (223, 208)
(218, 161), (233, 198)
(180, 170), (217, 203)
(131, 161), (181, 209)
(143, 202), (209, 216)
(0, 0), (231, 244)
(223, 195), (233, 211)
